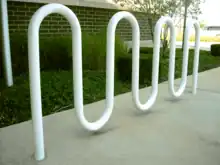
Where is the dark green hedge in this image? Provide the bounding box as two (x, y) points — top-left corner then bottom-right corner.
(0, 31), (127, 77)
(116, 54), (162, 85)
(128, 47), (154, 54)
(211, 44), (220, 56)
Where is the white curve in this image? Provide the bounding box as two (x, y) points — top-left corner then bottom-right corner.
(28, 3), (82, 161)
(133, 16), (200, 112)
(76, 11), (140, 131)
(133, 16), (176, 111)
(28, 3), (200, 161)
(168, 19), (200, 97)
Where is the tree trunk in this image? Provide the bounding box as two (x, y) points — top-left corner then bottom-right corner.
(182, 0), (188, 50)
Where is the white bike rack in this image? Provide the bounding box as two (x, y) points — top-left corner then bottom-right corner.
(28, 3), (200, 161)
(1, 0), (13, 87)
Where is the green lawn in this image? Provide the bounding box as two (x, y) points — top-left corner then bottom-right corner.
(1, 49), (220, 128)
(0, 71), (133, 127)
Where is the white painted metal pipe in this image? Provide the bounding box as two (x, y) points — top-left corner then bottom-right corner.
(169, 19), (200, 97)
(28, 7), (141, 160)
(1, 0), (13, 86)
(168, 19), (190, 97)
(28, 3), (82, 161)
(76, 11), (140, 131)
(191, 21), (200, 95)
(133, 16), (176, 111)
(133, 17), (201, 111)
(28, 3), (200, 160)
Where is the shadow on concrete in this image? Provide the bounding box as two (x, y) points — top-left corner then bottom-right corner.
(73, 125), (119, 139)
(163, 82), (220, 95)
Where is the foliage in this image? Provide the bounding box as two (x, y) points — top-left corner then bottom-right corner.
(128, 47), (154, 54)
(0, 31), (127, 77)
(199, 20), (207, 29)
(0, 71), (132, 127)
(184, 0), (205, 16)
(117, 0), (181, 56)
(116, 54), (162, 84)
(114, 0), (181, 41)
(114, 0), (181, 15)
(122, 0), (205, 29)
(181, 0), (205, 49)
(113, 0), (205, 55)
(117, 48), (220, 85)
(1, 49), (219, 128)
(81, 30), (127, 71)
(211, 44), (220, 56)
(114, 0), (181, 48)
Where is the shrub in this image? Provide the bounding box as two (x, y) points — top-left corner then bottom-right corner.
(81, 30), (128, 71)
(0, 34), (72, 78)
(128, 47), (154, 54)
(2, 49), (220, 127)
(40, 36), (72, 70)
(0, 30), (128, 77)
(0, 34), (28, 77)
(211, 44), (220, 56)
(116, 54), (162, 85)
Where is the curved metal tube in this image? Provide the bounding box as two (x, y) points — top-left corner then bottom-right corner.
(28, 6), (141, 160)
(133, 17), (200, 111)
(191, 21), (200, 95)
(76, 11), (140, 131)
(28, 4), (200, 161)
(169, 19), (200, 97)
(28, 3), (82, 161)
(133, 16), (177, 111)
(1, 0), (13, 86)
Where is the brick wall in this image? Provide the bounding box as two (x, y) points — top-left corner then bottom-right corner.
(7, 1), (153, 41)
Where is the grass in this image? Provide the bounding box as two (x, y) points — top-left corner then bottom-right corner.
(0, 71), (134, 127)
(1, 49), (220, 128)
(160, 49), (220, 79)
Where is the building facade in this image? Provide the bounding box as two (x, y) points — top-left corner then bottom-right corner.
(7, 0), (153, 41)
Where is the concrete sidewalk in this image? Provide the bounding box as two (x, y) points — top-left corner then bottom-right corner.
(1, 68), (220, 165)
